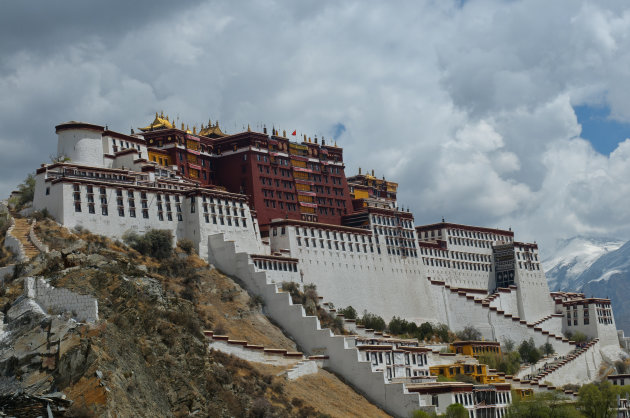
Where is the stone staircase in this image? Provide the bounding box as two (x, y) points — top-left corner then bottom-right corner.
(427, 278), (575, 355)
(207, 233), (423, 417)
(11, 218), (39, 259)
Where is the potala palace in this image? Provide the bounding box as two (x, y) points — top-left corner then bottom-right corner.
(25, 115), (629, 416)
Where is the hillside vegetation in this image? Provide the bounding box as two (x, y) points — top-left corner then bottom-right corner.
(0, 218), (387, 417)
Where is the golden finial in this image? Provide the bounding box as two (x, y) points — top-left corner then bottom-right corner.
(334, 141), (337, 147)
(193, 126), (197, 134)
(166, 115), (169, 121)
(186, 124), (189, 132)
(155, 111), (158, 118)
(160, 111), (164, 118)
(200, 123), (204, 130)
(372, 169), (375, 176)
(304, 134), (307, 141)
(359, 167), (362, 174)
(216, 120), (219, 128)
(181, 122), (185, 130)
(283, 130), (286, 137)
(247, 124), (251, 132)
(308, 137), (311, 143)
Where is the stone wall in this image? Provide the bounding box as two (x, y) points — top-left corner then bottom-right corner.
(4, 216), (26, 262)
(25, 277), (98, 323)
(207, 232), (422, 418)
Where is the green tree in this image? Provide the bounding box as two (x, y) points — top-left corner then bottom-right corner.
(418, 322), (434, 340)
(578, 382), (616, 418)
(541, 342), (554, 356)
(359, 312), (386, 332)
(507, 391), (581, 417)
(571, 332), (589, 343)
(455, 325), (481, 341)
(444, 403), (467, 418)
(411, 410), (437, 418)
(435, 323), (453, 343)
(337, 305), (357, 320)
(12, 173), (36, 210)
(503, 338), (516, 352)
(388, 316), (410, 335)
(518, 338), (542, 364)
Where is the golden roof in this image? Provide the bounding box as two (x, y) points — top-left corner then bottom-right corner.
(199, 119), (227, 137)
(140, 112), (174, 132)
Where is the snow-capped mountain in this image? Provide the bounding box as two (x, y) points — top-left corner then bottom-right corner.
(543, 236), (624, 291)
(544, 236), (630, 334)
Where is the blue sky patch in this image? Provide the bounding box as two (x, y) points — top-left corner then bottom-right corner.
(574, 104), (630, 155)
(332, 122), (346, 139)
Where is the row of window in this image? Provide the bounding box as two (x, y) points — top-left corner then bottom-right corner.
(253, 259), (298, 272)
(372, 214), (414, 229)
(365, 351), (428, 367)
(448, 228), (511, 242)
(420, 247), (492, 263)
(295, 227), (372, 244)
(423, 257), (493, 272)
(297, 236), (375, 254)
(374, 226), (415, 239)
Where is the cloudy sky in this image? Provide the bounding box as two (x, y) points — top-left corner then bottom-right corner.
(2, 0), (630, 256)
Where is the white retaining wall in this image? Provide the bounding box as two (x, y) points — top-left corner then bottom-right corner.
(208, 233), (422, 418)
(287, 360), (319, 380)
(433, 284), (573, 355)
(537, 316), (564, 337)
(29, 220), (49, 254)
(488, 289), (519, 317)
(4, 216), (26, 262)
(208, 339), (301, 367)
(542, 341), (603, 387)
(25, 277), (98, 323)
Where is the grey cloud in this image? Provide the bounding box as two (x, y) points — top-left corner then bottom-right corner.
(2, 0), (630, 254)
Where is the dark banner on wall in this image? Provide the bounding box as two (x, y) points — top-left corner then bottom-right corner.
(493, 243), (515, 289)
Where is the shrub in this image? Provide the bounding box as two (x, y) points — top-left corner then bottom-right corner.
(249, 397), (272, 418)
(388, 316), (411, 335)
(541, 342), (554, 356)
(518, 338), (542, 364)
(359, 311), (386, 332)
(445, 403), (468, 418)
(435, 323), (454, 343)
(11, 173), (36, 210)
(178, 239), (195, 254)
(31, 208), (51, 221)
(418, 322), (434, 341)
(337, 305), (357, 319)
(571, 331), (589, 343)
(123, 229), (172, 259)
(411, 410), (437, 418)
(456, 325), (482, 341)
(503, 338), (515, 353)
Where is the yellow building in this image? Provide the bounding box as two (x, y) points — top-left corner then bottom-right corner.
(450, 341), (502, 358)
(147, 148), (172, 167)
(514, 388), (534, 399)
(430, 362), (506, 384)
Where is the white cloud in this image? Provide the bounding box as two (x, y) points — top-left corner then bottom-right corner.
(3, 0), (630, 255)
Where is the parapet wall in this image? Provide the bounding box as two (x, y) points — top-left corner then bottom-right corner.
(25, 277), (98, 323)
(4, 216), (26, 262)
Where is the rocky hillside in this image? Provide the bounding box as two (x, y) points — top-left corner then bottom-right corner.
(0, 218), (387, 417)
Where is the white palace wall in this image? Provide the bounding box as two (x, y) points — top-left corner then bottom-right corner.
(514, 268), (555, 323)
(57, 129), (104, 167)
(488, 289), (520, 318)
(270, 224), (439, 323)
(33, 172), (263, 260)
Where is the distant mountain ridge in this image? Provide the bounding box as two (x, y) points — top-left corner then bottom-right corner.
(544, 236), (630, 334)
